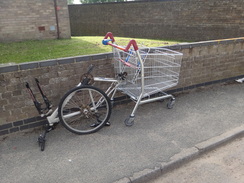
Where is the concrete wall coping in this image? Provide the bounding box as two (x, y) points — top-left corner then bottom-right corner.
(0, 53), (113, 74)
(69, 0), (180, 6)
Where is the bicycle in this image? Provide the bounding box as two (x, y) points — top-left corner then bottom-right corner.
(26, 32), (183, 151)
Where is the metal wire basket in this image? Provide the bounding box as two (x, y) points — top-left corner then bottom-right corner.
(113, 47), (183, 100)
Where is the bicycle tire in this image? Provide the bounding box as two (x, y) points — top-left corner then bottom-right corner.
(58, 85), (112, 135)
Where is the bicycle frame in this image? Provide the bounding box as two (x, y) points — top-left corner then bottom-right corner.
(47, 32), (146, 127)
(46, 77), (121, 126)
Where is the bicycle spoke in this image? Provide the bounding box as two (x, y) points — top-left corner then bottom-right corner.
(58, 86), (111, 134)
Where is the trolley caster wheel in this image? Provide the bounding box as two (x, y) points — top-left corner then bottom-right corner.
(124, 116), (134, 126)
(38, 135), (46, 151)
(167, 98), (175, 109)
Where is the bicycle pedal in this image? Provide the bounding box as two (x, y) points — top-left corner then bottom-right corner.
(90, 121), (110, 127)
(38, 135), (45, 143)
(90, 122), (100, 127)
(105, 121), (111, 126)
(47, 126), (54, 132)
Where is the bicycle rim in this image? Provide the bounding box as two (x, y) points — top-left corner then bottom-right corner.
(58, 86), (111, 134)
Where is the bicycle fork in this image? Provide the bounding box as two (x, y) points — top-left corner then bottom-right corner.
(25, 78), (54, 151)
(25, 78), (52, 117)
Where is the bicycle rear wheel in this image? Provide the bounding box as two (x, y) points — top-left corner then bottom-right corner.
(58, 85), (111, 135)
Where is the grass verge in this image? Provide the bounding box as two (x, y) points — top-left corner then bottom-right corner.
(0, 36), (182, 64)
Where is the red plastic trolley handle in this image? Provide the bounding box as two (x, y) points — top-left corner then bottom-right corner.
(103, 32), (115, 43)
(103, 32), (139, 52)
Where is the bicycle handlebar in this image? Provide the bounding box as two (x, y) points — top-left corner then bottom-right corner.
(102, 32), (139, 52)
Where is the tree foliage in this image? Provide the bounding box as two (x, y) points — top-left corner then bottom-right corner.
(67, 0), (74, 4)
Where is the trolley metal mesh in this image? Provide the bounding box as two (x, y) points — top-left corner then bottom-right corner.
(113, 47), (183, 100)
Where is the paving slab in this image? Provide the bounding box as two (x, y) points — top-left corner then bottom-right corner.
(0, 82), (243, 183)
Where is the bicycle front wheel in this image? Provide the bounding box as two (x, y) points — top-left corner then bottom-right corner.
(58, 86), (111, 135)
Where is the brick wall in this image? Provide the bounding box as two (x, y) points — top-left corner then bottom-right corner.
(0, 38), (244, 136)
(69, 0), (244, 41)
(0, 0), (71, 42)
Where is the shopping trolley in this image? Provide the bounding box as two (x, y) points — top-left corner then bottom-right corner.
(102, 32), (183, 125)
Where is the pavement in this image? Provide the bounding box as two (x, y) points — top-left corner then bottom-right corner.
(149, 136), (244, 183)
(0, 81), (244, 183)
